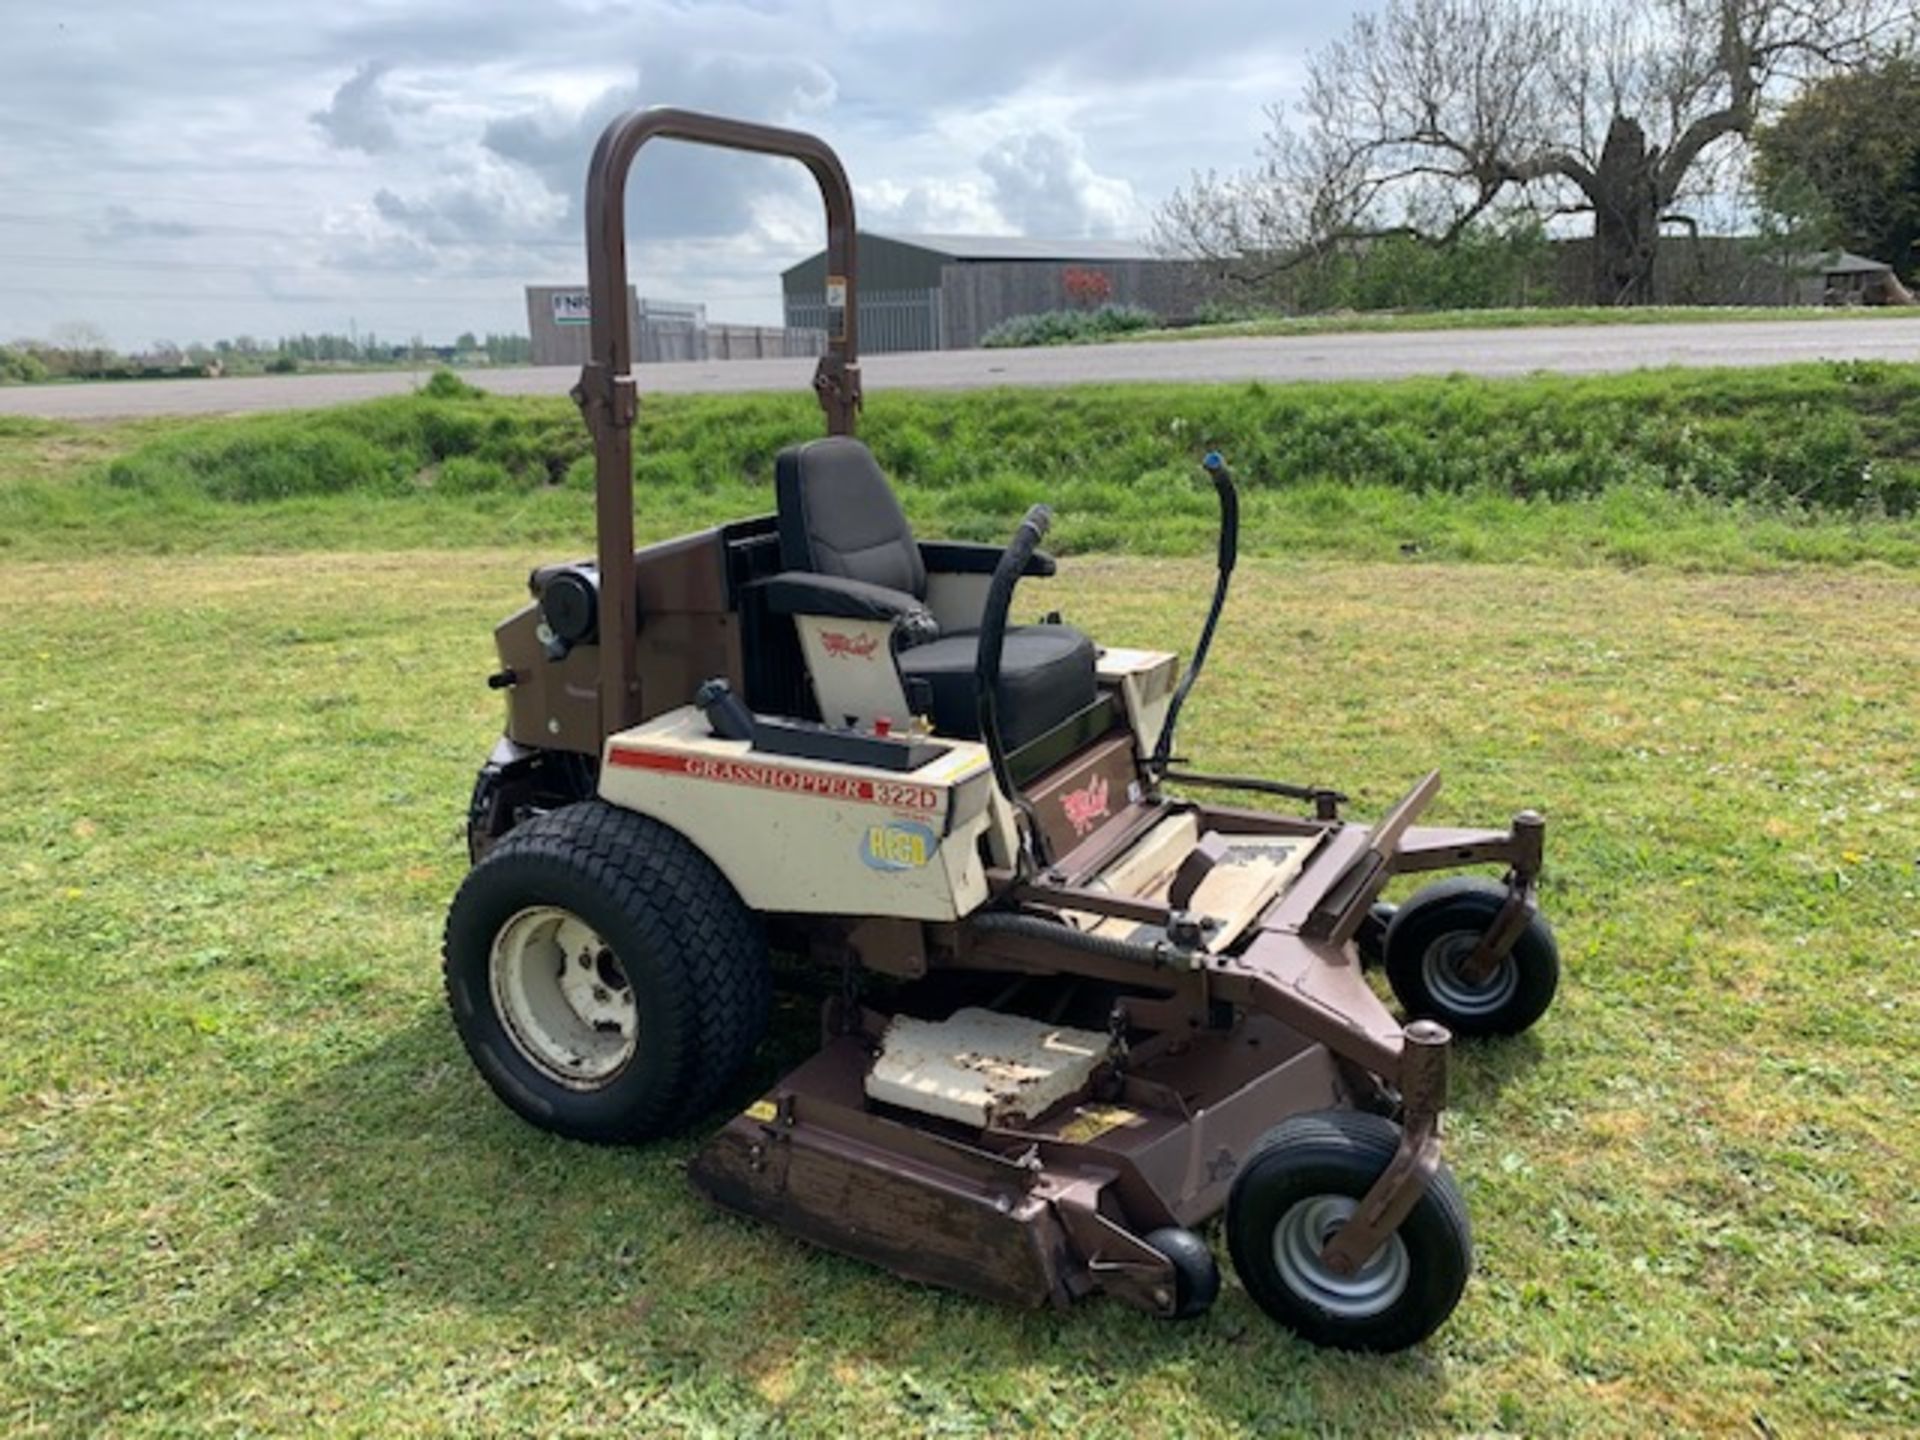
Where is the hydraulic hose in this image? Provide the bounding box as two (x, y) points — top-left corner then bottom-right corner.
(969, 908), (1191, 969)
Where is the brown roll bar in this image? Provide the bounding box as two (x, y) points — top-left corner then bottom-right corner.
(572, 106), (862, 738)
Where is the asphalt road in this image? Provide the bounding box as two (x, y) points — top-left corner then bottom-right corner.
(5, 316), (1919, 421)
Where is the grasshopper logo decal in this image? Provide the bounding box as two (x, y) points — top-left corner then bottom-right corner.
(1061, 773), (1111, 837)
(820, 630), (880, 660)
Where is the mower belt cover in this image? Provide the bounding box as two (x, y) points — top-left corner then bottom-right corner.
(864, 1008), (1108, 1126)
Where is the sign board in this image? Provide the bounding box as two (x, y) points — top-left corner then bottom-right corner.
(825, 274), (847, 342)
(551, 291), (591, 326)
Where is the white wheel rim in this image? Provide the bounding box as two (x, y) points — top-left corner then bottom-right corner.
(1272, 1195), (1410, 1319)
(1420, 930), (1519, 1018)
(488, 905), (638, 1089)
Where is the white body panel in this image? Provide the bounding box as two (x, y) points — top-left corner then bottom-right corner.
(598, 706), (1000, 920)
(922, 570), (992, 632)
(1096, 647), (1178, 758)
(793, 614), (909, 729)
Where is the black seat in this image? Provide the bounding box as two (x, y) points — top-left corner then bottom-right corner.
(775, 437), (1097, 749)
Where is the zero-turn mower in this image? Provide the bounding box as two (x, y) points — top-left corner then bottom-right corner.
(444, 107), (1560, 1351)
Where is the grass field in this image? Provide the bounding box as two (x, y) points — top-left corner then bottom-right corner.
(3, 365), (1918, 1433)
(2, 546), (1916, 1437)
(1128, 304), (1920, 345)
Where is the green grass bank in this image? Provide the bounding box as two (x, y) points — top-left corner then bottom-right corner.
(4, 361), (1920, 569)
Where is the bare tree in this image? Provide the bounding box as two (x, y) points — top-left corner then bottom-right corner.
(1159, 0), (1918, 305)
(46, 321), (117, 378)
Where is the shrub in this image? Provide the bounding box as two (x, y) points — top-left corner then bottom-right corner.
(980, 305), (1159, 348)
(0, 345), (49, 385)
(422, 368), (483, 400)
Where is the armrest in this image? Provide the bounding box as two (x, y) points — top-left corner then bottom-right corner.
(760, 571), (934, 624)
(919, 540), (1056, 577)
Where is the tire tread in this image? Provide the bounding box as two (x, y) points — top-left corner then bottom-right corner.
(443, 800), (770, 1140)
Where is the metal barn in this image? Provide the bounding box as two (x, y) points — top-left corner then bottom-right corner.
(781, 233), (1201, 352)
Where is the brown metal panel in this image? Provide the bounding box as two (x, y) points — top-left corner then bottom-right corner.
(1009, 1019), (1344, 1227)
(1260, 827), (1372, 934)
(498, 526), (746, 752)
(690, 1039), (1073, 1309)
(1023, 733), (1141, 861)
(498, 604), (602, 755)
(1224, 931), (1405, 1077)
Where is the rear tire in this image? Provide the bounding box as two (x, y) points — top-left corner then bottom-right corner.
(443, 801), (770, 1143)
(1226, 1110), (1471, 1352)
(1382, 878), (1559, 1037)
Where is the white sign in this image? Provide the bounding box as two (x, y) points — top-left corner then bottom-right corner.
(825, 275), (847, 309)
(551, 291), (591, 326)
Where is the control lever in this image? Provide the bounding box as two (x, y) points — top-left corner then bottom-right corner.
(694, 677), (756, 741)
(904, 676), (934, 723)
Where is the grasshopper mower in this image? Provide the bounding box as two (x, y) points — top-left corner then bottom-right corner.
(444, 107), (1560, 1352)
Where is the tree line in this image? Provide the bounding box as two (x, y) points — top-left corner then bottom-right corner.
(1, 328), (534, 383)
(1157, 0), (1920, 309)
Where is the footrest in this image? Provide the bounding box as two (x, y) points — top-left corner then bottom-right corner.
(865, 1007), (1108, 1127)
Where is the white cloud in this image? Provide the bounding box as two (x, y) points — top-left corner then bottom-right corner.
(311, 62), (410, 155)
(0, 0), (1365, 346)
(371, 155), (569, 246)
(861, 177), (1008, 237)
(978, 129), (1139, 238)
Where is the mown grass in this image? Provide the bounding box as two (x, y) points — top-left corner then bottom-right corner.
(4, 362), (1920, 570)
(1130, 304), (1920, 344)
(0, 551), (1914, 1436)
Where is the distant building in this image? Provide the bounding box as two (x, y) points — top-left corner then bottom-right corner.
(524, 286), (824, 367)
(1812, 251), (1900, 305)
(781, 233), (1202, 352)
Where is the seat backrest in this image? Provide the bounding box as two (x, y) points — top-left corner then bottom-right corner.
(775, 437), (927, 599)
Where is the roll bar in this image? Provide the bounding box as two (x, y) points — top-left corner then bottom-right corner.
(573, 106), (862, 738)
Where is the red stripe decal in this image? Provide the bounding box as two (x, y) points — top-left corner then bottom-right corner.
(608, 747), (941, 815)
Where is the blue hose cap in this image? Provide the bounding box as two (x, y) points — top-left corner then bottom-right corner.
(1202, 451), (1225, 471)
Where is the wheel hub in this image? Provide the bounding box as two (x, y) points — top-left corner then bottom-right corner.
(1272, 1194), (1409, 1318)
(489, 905), (637, 1089)
(1420, 931), (1519, 1017)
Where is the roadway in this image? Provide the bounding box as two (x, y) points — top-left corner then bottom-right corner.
(4, 316), (1918, 421)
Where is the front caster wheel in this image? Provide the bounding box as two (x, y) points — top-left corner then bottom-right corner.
(1142, 1226), (1220, 1320)
(1226, 1110), (1471, 1352)
(1383, 878), (1559, 1037)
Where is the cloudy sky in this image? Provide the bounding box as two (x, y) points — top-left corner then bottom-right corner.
(0, 1), (1364, 349)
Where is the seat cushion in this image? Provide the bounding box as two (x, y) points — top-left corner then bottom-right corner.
(898, 624), (1097, 751)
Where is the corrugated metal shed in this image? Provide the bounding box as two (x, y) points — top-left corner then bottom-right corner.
(781, 232), (1198, 352)
(880, 233), (1159, 262)
(1819, 250), (1893, 277)
(782, 232), (1158, 291)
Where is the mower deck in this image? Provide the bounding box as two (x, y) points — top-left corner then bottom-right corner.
(691, 1005), (1347, 1315)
